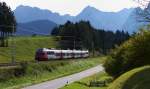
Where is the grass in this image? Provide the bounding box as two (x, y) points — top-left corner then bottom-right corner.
(0, 36), (57, 63)
(108, 66), (150, 89)
(0, 36), (106, 89)
(0, 56), (106, 89)
(61, 71), (112, 89)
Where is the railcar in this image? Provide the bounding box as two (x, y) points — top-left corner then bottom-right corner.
(35, 48), (89, 61)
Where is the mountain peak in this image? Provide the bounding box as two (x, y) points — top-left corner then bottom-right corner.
(16, 5), (38, 10)
(14, 5), (141, 33)
(85, 6), (96, 9)
(83, 6), (100, 12)
(77, 5), (101, 16)
(15, 5), (50, 12)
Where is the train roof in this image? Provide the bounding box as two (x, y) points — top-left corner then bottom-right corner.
(37, 48), (89, 53)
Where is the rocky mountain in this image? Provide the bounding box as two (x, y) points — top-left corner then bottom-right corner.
(74, 6), (134, 31)
(14, 5), (73, 24)
(14, 5), (146, 33)
(122, 7), (150, 33)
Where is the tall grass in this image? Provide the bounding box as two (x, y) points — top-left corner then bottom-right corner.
(0, 57), (105, 89)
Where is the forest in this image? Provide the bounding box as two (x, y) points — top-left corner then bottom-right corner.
(51, 21), (130, 54)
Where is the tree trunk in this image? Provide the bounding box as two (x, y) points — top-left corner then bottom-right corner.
(0, 31), (8, 47)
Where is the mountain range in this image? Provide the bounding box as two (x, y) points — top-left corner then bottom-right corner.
(17, 20), (57, 35)
(14, 5), (146, 35)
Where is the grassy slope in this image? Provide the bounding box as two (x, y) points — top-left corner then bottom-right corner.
(108, 66), (150, 89)
(61, 72), (111, 89)
(0, 36), (56, 63)
(0, 57), (105, 89)
(0, 36), (106, 89)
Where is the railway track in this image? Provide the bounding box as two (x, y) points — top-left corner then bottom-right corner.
(0, 61), (51, 67)
(0, 62), (20, 67)
(0, 58), (88, 67)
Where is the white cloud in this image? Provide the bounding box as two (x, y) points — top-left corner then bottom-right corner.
(0, 0), (138, 16)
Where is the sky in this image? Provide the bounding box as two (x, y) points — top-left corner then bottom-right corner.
(0, 0), (139, 16)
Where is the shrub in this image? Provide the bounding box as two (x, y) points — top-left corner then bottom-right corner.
(0, 66), (22, 81)
(104, 28), (150, 78)
(104, 56), (124, 77)
(0, 61), (69, 81)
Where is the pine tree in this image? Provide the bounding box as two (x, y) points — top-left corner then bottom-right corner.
(0, 2), (16, 47)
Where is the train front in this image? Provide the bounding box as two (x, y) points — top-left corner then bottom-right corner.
(35, 48), (48, 61)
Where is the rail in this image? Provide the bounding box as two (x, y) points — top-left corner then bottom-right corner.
(0, 62), (20, 67)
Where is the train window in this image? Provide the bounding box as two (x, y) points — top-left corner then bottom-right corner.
(62, 53), (65, 56)
(71, 53), (74, 56)
(56, 53), (61, 56)
(47, 51), (54, 55)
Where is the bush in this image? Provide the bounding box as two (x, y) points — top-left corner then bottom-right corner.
(0, 66), (22, 81)
(24, 61), (69, 76)
(104, 28), (150, 78)
(104, 56), (124, 77)
(0, 61), (69, 81)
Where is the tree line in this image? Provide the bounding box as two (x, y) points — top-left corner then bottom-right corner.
(0, 2), (16, 47)
(51, 21), (130, 54)
(103, 0), (150, 78)
(104, 26), (150, 78)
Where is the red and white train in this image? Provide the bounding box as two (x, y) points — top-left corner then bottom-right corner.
(35, 48), (89, 61)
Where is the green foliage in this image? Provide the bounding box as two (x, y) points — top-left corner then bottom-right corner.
(103, 56), (124, 77)
(0, 57), (105, 89)
(52, 21), (95, 50)
(0, 66), (21, 81)
(108, 66), (150, 89)
(0, 61), (69, 82)
(51, 21), (129, 54)
(0, 2), (16, 47)
(104, 28), (150, 77)
(24, 61), (68, 76)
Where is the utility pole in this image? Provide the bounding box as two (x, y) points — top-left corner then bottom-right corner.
(11, 24), (15, 64)
(73, 36), (75, 49)
(92, 41), (94, 57)
(102, 32), (105, 55)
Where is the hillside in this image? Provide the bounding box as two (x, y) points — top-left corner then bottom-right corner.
(17, 20), (57, 36)
(0, 36), (57, 63)
(108, 66), (150, 89)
